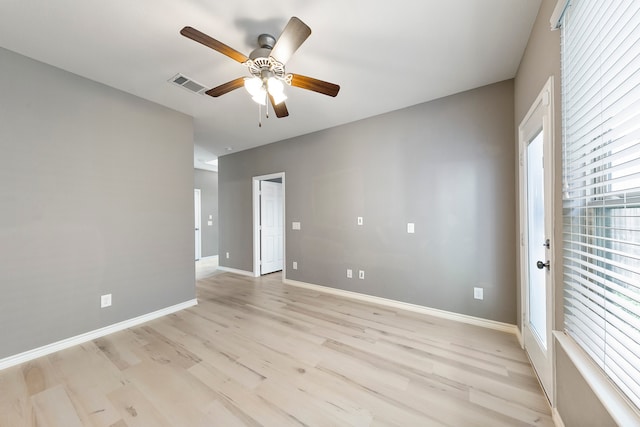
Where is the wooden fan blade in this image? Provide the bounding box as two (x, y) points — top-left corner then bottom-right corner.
(270, 17), (311, 65)
(290, 74), (340, 97)
(205, 77), (246, 97)
(269, 94), (289, 118)
(180, 26), (248, 63)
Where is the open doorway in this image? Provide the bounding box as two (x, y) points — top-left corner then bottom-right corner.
(252, 173), (285, 277)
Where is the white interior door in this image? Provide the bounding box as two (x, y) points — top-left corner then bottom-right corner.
(519, 77), (554, 402)
(194, 189), (201, 261)
(260, 180), (283, 274)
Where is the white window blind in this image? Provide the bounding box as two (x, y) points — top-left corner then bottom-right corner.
(562, 0), (640, 409)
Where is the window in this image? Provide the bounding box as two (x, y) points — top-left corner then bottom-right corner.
(561, 0), (640, 409)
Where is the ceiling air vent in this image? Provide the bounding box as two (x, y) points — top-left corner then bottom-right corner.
(169, 73), (207, 94)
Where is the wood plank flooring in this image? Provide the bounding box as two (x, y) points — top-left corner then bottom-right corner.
(0, 271), (554, 426)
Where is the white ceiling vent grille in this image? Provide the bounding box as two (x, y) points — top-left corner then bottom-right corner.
(169, 73), (207, 94)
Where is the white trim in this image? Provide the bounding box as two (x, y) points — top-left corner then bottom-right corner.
(550, 0), (570, 30)
(252, 172), (286, 279)
(0, 298), (198, 371)
(552, 407), (566, 427)
(518, 75), (556, 403)
(516, 327), (524, 349)
(554, 331), (640, 426)
(194, 188), (202, 261)
(217, 266), (255, 277)
(283, 279), (518, 335)
(197, 255), (219, 262)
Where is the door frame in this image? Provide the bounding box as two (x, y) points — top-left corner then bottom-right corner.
(518, 76), (555, 403)
(194, 188), (202, 261)
(252, 172), (286, 278)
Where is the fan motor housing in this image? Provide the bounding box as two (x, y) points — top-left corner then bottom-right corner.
(249, 34), (276, 60)
(249, 47), (272, 61)
(257, 33), (275, 49)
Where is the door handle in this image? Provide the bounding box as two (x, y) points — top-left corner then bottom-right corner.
(536, 260), (550, 270)
(195, 228), (199, 231)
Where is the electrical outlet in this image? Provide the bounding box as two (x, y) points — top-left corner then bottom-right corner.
(474, 287), (484, 300)
(347, 269), (353, 278)
(359, 270), (365, 280)
(100, 294), (112, 308)
(407, 223), (415, 233)
(293, 261), (298, 270)
(357, 216), (363, 226)
(226, 252), (229, 259)
(292, 222), (301, 230)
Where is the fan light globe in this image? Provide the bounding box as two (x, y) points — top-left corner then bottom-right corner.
(244, 77), (263, 97)
(267, 77), (287, 105)
(244, 77), (267, 105)
(252, 88), (267, 106)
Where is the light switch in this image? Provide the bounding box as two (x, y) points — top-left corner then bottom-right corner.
(292, 222), (301, 230)
(407, 223), (415, 233)
(209, 215), (213, 220)
(293, 261), (298, 270)
(357, 217), (363, 226)
(100, 294), (112, 308)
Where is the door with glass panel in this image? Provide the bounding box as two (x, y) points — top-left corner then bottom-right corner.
(519, 77), (554, 402)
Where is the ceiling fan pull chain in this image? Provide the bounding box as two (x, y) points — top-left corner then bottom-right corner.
(258, 103), (262, 127)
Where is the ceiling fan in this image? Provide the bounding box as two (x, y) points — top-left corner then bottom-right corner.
(180, 17), (340, 122)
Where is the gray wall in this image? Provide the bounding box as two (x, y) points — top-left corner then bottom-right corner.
(514, 0), (616, 424)
(0, 47), (195, 359)
(219, 80), (516, 324)
(194, 169), (219, 257)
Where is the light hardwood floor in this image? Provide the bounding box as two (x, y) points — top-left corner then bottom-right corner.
(0, 271), (554, 426)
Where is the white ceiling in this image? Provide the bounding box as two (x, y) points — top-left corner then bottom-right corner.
(0, 0), (541, 171)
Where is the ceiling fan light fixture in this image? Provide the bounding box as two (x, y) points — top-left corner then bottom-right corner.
(244, 76), (267, 105)
(270, 91), (287, 105)
(252, 87), (267, 106)
(243, 76), (263, 97)
(267, 77), (287, 105)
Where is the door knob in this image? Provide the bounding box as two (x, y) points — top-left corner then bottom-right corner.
(537, 260), (550, 270)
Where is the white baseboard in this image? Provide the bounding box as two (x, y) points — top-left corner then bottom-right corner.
(0, 298), (198, 371)
(552, 407), (565, 427)
(217, 266), (256, 277)
(197, 255), (219, 262)
(283, 279), (518, 335)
